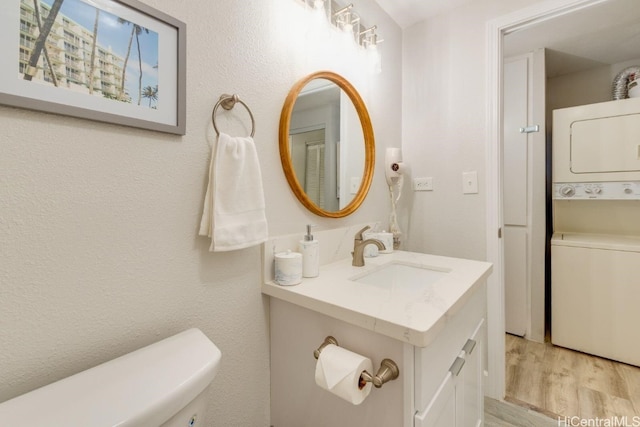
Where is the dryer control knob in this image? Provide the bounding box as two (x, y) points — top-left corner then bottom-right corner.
(560, 185), (575, 197)
(624, 188), (633, 194)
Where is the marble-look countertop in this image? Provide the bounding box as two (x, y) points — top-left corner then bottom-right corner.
(262, 250), (493, 348)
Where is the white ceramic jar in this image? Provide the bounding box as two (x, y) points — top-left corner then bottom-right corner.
(274, 250), (303, 286)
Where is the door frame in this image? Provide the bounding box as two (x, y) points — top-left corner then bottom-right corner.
(484, 0), (609, 400)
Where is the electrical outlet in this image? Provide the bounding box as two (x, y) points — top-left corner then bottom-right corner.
(413, 177), (433, 191)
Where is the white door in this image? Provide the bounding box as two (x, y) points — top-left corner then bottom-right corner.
(502, 51), (546, 340)
(503, 56), (529, 336)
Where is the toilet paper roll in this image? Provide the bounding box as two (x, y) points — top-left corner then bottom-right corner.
(314, 344), (373, 405)
(274, 250), (302, 286)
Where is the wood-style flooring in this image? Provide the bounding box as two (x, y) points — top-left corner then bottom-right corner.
(505, 333), (640, 423)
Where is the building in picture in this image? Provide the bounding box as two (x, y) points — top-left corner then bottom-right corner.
(19, 0), (127, 101)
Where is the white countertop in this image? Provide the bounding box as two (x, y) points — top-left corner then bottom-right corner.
(262, 250), (492, 348)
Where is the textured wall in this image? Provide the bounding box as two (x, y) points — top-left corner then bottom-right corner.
(0, 0), (401, 425)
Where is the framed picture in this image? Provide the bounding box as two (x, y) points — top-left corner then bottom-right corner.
(1, 0), (186, 135)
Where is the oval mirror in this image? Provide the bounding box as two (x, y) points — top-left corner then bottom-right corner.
(279, 71), (375, 218)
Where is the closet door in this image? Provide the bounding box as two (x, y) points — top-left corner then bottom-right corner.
(503, 50), (546, 340)
(503, 56), (529, 337)
(504, 227), (527, 336)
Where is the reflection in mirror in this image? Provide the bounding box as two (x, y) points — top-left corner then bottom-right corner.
(279, 72), (374, 218)
(290, 127), (329, 208)
(289, 79), (365, 211)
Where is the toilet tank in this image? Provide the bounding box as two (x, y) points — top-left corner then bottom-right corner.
(0, 328), (222, 427)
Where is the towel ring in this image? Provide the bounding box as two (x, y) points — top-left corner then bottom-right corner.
(212, 94), (256, 137)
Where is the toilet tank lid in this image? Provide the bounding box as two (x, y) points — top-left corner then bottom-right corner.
(0, 328), (222, 427)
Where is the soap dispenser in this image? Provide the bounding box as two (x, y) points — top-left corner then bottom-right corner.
(299, 224), (319, 278)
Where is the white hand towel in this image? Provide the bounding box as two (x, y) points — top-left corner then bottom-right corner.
(199, 132), (268, 251)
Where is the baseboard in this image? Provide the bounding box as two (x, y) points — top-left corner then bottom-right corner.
(485, 396), (559, 426)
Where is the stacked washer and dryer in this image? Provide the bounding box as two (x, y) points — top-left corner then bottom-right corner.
(552, 97), (640, 367)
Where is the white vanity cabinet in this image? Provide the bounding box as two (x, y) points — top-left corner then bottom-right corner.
(262, 244), (492, 427)
(414, 284), (486, 427)
(267, 287), (486, 427)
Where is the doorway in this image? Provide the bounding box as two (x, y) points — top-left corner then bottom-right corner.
(494, 0), (640, 419)
(486, 0), (640, 402)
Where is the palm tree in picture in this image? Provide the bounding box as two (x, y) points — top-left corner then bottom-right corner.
(141, 85), (158, 108)
(32, 0), (59, 86)
(134, 24), (149, 105)
(117, 18), (148, 103)
(87, 8), (100, 94)
(24, 0), (65, 81)
(117, 18), (133, 101)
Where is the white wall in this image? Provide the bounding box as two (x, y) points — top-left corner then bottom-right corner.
(0, 0), (402, 425)
(401, 0), (540, 260)
(548, 57), (640, 113)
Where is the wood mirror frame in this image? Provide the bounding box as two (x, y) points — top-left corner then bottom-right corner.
(279, 71), (375, 218)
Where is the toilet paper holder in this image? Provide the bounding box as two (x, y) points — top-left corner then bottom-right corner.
(313, 336), (400, 389)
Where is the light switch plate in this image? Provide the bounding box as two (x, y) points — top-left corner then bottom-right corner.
(350, 177), (360, 194)
(462, 171), (478, 194)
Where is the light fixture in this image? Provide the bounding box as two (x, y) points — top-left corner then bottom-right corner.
(334, 4), (360, 43)
(360, 25), (382, 74)
(308, 0), (330, 23)
(360, 25), (379, 51)
(300, 0), (382, 72)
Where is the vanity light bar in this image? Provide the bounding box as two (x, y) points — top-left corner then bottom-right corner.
(360, 25), (383, 47)
(333, 3), (353, 17)
(301, 0), (382, 50)
(360, 25), (376, 36)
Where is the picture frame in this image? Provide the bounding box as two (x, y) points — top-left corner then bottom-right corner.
(1, 0), (186, 135)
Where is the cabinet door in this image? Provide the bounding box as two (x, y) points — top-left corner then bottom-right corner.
(414, 372), (456, 427)
(457, 320), (485, 427)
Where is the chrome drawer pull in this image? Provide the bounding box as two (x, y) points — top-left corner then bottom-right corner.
(462, 339), (476, 355)
(450, 356), (465, 376)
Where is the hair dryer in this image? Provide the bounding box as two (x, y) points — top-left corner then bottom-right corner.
(385, 148), (406, 186)
(385, 148), (405, 249)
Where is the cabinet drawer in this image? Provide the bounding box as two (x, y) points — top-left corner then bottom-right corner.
(414, 372), (455, 427)
(414, 283), (486, 411)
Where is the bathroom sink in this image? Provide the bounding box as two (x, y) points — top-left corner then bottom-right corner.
(262, 248), (493, 347)
(350, 261), (449, 290)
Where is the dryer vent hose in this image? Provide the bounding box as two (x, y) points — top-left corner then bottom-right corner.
(611, 66), (640, 100)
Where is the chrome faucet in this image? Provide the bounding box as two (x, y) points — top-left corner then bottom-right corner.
(352, 226), (385, 267)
